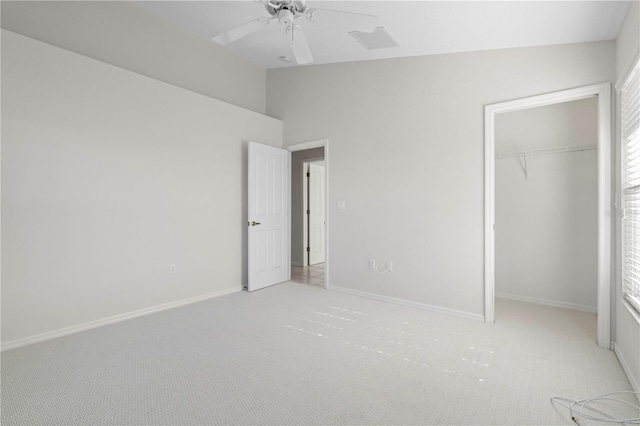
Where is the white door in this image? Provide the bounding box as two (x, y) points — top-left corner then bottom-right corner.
(248, 142), (291, 291)
(308, 163), (325, 265)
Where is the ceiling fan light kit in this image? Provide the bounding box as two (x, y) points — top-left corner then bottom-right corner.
(277, 8), (294, 26)
(211, 0), (380, 65)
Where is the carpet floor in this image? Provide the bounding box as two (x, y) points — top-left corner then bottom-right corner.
(1, 282), (637, 425)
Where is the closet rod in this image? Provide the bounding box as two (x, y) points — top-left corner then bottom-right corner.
(496, 144), (597, 159)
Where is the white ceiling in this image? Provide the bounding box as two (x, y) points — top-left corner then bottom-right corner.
(135, 1), (631, 69)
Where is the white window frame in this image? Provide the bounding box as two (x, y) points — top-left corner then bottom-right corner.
(619, 54), (640, 321)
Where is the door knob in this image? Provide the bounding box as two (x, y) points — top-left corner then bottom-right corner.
(250, 221), (261, 226)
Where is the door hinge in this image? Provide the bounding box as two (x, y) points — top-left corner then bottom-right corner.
(307, 209), (310, 215)
(307, 247), (310, 252)
(307, 172), (310, 177)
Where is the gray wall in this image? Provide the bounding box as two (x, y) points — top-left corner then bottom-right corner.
(614, 0), (640, 392)
(0, 1), (266, 114)
(291, 148), (325, 266)
(1, 30), (282, 346)
(495, 98), (598, 311)
(267, 41), (615, 318)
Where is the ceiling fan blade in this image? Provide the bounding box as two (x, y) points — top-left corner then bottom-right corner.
(212, 18), (271, 45)
(289, 25), (313, 64)
(305, 8), (379, 31)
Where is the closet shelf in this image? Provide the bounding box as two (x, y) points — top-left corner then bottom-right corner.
(496, 144), (597, 159)
(496, 144), (597, 179)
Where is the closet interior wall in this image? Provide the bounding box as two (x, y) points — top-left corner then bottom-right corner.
(495, 97), (598, 312)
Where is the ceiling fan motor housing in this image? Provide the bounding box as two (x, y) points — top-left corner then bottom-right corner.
(278, 9), (294, 26)
(265, 0), (307, 24)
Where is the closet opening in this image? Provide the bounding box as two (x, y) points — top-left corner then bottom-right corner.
(485, 84), (611, 348)
(495, 97), (598, 335)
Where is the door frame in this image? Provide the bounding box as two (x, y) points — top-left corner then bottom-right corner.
(484, 83), (611, 348)
(287, 139), (329, 288)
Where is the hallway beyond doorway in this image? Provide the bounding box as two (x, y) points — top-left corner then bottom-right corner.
(291, 263), (325, 287)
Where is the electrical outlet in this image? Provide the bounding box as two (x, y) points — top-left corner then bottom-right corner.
(368, 259), (376, 269)
(169, 264), (177, 275)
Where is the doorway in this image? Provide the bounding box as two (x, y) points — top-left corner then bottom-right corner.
(287, 139), (328, 288)
(484, 84), (611, 348)
(304, 161), (326, 266)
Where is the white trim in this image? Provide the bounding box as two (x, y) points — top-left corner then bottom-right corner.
(302, 162), (309, 266)
(286, 139), (327, 152)
(622, 299), (640, 326)
(597, 84), (612, 350)
(327, 285), (484, 322)
(286, 139), (329, 288)
(496, 292), (597, 314)
(288, 150), (292, 281)
(485, 104), (496, 324)
(614, 342), (640, 393)
(1, 286), (242, 351)
(485, 83), (611, 349)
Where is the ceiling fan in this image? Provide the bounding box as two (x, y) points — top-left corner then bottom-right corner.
(212, 0), (378, 65)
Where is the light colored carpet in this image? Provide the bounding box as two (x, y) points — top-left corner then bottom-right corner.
(1, 282), (637, 425)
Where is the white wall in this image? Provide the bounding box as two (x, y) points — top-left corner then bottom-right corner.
(495, 99), (598, 311)
(0, 1), (266, 114)
(267, 41), (615, 319)
(291, 148), (325, 266)
(1, 30), (282, 347)
(616, 0), (640, 78)
(614, 0), (640, 393)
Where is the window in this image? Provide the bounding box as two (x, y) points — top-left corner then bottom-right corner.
(622, 56), (640, 316)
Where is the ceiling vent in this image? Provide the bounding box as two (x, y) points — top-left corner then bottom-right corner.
(349, 26), (399, 50)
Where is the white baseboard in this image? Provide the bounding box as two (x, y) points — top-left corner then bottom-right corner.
(496, 292), (597, 314)
(614, 343), (640, 393)
(326, 285), (484, 322)
(1, 286), (242, 351)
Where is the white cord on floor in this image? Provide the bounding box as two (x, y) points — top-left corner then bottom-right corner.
(551, 391), (640, 424)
